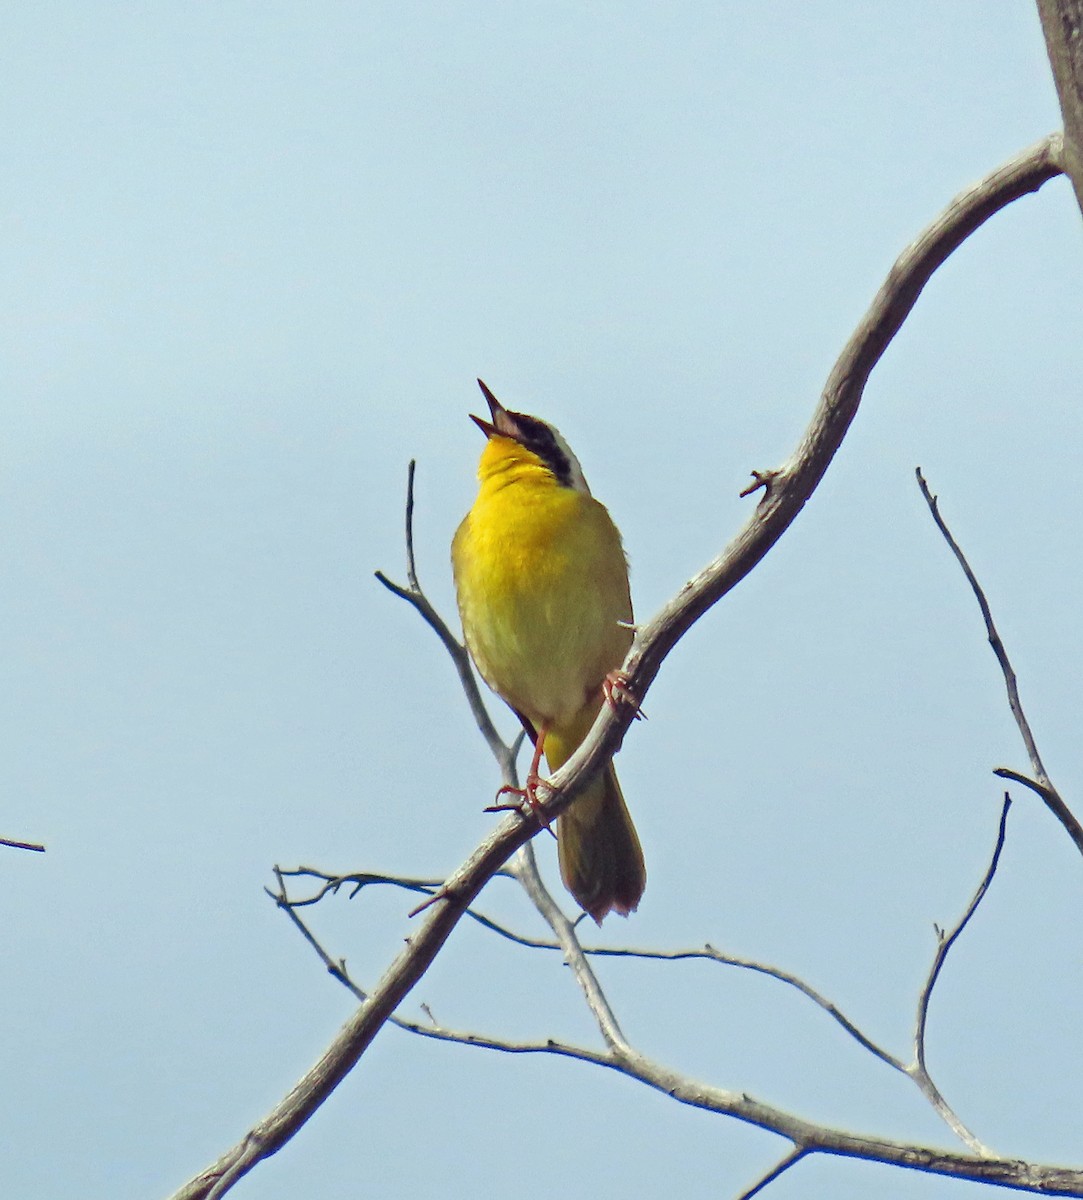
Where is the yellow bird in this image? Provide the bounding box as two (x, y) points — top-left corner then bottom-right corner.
(452, 380), (645, 923)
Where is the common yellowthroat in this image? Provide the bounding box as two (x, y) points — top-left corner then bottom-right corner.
(452, 380), (645, 922)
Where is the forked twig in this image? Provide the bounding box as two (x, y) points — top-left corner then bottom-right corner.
(916, 468), (1083, 858)
(269, 866), (623, 1063)
(905, 796), (1013, 1156)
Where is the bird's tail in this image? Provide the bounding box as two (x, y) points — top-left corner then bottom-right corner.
(555, 762), (645, 924)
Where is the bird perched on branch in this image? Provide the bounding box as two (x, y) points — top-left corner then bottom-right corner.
(452, 379), (645, 923)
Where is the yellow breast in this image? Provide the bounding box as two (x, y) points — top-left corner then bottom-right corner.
(452, 435), (632, 732)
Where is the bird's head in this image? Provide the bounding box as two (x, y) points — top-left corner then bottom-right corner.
(470, 379), (591, 494)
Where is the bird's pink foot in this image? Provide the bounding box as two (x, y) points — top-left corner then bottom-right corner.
(603, 669), (645, 720)
(485, 776), (557, 837)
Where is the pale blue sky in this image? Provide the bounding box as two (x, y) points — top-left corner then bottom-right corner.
(3, 5), (1081, 1198)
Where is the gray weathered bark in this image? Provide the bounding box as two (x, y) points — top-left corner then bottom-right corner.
(1036, 0), (1083, 215)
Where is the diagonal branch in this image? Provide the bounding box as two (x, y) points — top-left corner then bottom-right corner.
(916, 468), (1083, 858)
(621, 134), (1064, 721)
(913, 796), (1012, 1072)
(735, 1149), (809, 1200)
(506, 842), (631, 1052)
(905, 795), (1013, 1156)
(0, 836), (45, 852)
(168, 135), (1065, 1200)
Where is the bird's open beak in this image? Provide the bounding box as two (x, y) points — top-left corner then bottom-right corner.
(470, 379), (517, 438)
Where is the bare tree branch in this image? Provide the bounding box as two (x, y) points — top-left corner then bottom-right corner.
(275, 795), (1007, 1151)
(271, 768), (1075, 1190)
(905, 796), (1013, 1156)
(274, 815), (1077, 1196)
(0, 836), (45, 852)
(735, 1149), (808, 1200)
(168, 135), (1066, 1200)
(375, 459), (517, 776)
(623, 134), (1063, 721)
(507, 842), (632, 1050)
(1036, 0), (1083, 215)
(916, 469), (1083, 858)
(993, 767), (1062, 806)
(275, 867), (446, 905)
(275, 863), (908, 1069)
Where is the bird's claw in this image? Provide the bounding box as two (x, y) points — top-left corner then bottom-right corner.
(603, 669), (645, 720)
(485, 779), (558, 838)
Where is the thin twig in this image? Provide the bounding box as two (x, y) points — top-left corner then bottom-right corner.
(916, 468), (1083, 858)
(913, 796), (1012, 1062)
(0, 836), (45, 852)
(269, 869), (368, 1003)
(993, 767), (1060, 805)
(734, 1148), (808, 1200)
(275, 867), (446, 905)
(374, 461), (517, 776)
(271, 865), (614, 1062)
(505, 843), (631, 1052)
(277, 862), (902, 1067)
(906, 795), (1013, 1156)
(274, 866), (519, 932)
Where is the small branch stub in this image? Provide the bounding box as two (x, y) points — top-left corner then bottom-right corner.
(740, 469), (782, 500)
